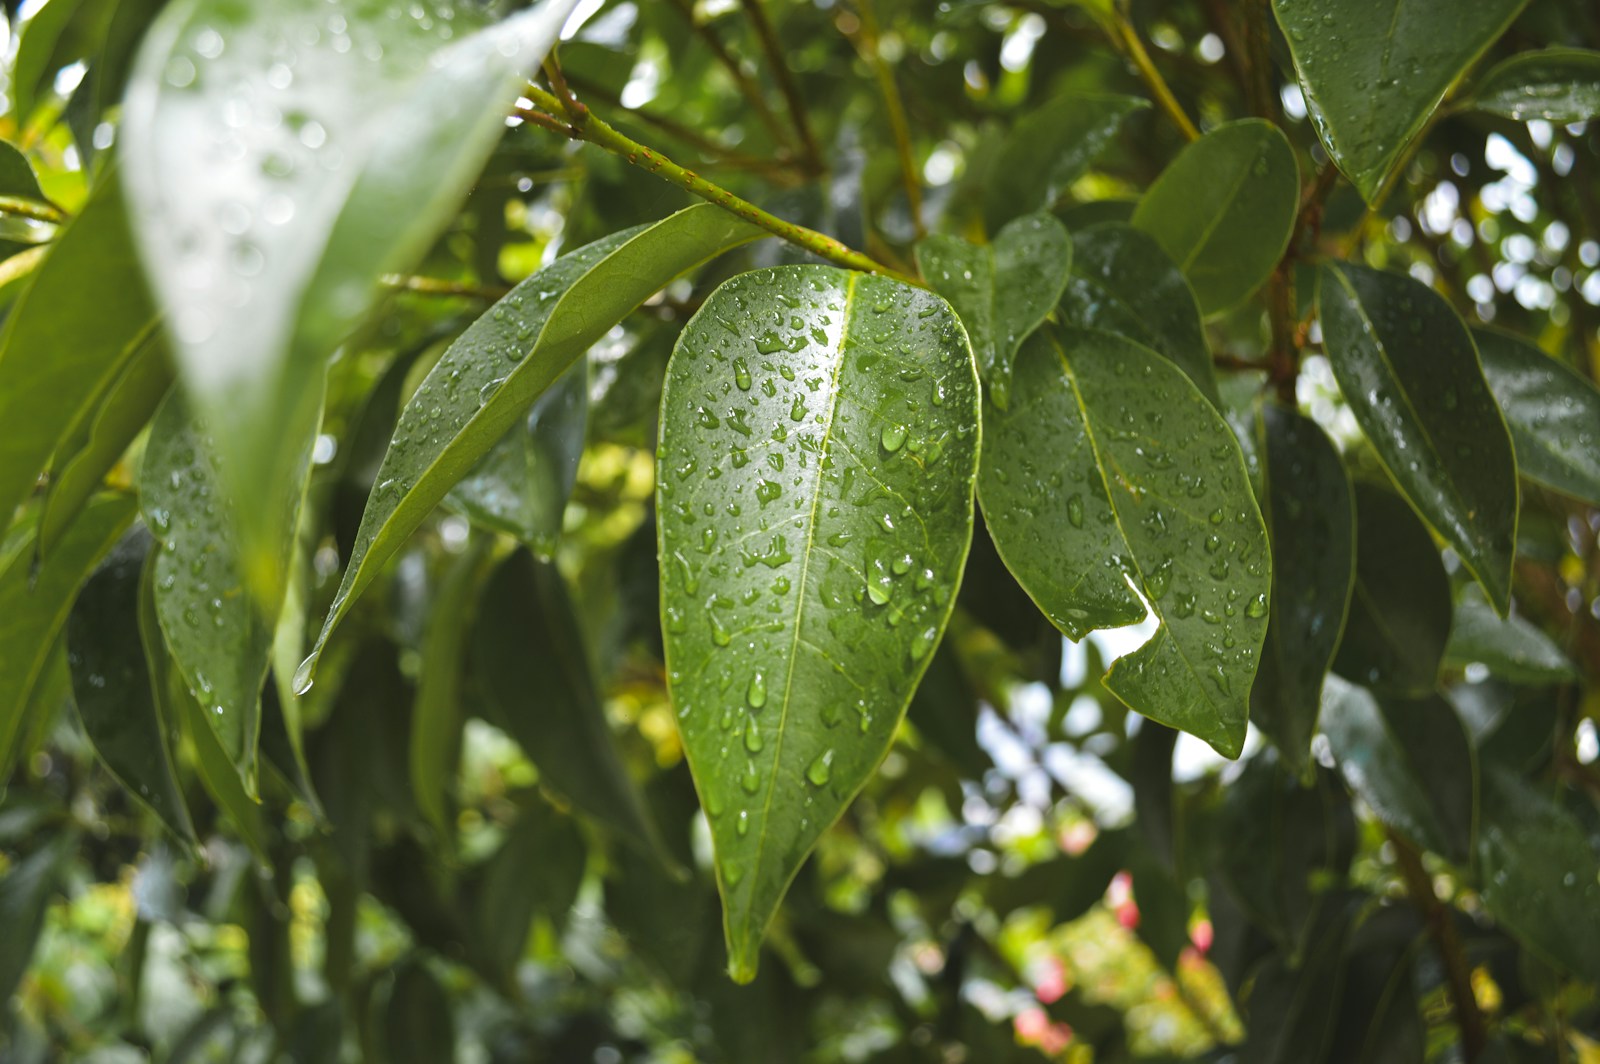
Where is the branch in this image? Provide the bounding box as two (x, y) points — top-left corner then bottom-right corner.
(0, 195), (66, 225)
(1390, 833), (1488, 1061)
(382, 275), (511, 300)
(664, 0), (793, 153)
(845, 0), (925, 239)
(517, 85), (916, 284)
(1109, 8), (1200, 142)
(740, 0), (825, 172)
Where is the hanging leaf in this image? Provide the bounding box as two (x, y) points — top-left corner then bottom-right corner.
(1443, 596), (1575, 685)
(1318, 263), (1517, 612)
(657, 265), (980, 981)
(1131, 119), (1299, 315)
(980, 328), (1270, 757)
(1470, 48), (1600, 121)
(914, 211), (1072, 408)
(1056, 221), (1217, 404)
(122, 0), (581, 606)
(1250, 404), (1355, 775)
(984, 92), (1149, 233)
(300, 204), (766, 690)
(67, 527), (196, 844)
(382, 959), (457, 1064)
(0, 833), (75, 1005)
(465, 793), (587, 985)
(1474, 327), (1600, 505)
(1273, 0), (1527, 202)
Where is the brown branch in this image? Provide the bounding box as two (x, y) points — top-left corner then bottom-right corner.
(845, 0), (924, 239)
(1390, 833), (1488, 1061)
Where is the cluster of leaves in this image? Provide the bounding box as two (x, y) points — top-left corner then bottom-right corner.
(2, 0), (1600, 1060)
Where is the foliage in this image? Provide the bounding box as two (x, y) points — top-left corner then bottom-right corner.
(2, 0), (1600, 1060)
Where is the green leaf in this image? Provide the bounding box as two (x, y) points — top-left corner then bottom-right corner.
(0, 494), (135, 773)
(38, 328), (173, 559)
(1251, 404), (1355, 775)
(1273, 0), (1527, 202)
(66, 527), (196, 845)
(1057, 221), (1217, 405)
(1443, 596), (1575, 685)
(907, 640), (987, 779)
(0, 833), (74, 1005)
(382, 959), (456, 1064)
(984, 92), (1149, 233)
(11, 0), (112, 127)
(444, 358), (587, 557)
(1476, 766), (1600, 984)
(300, 204), (766, 690)
(1473, 327), (1600, 505)
(1131, 119), (1299, 315)
(0, 140), (46, 202)
(467, 793), (586, 984)
(410, 539), (496, 838)
(0, 167), (154, 530)
(914, 212), (1073, 409)
(1332, 483), (1452, 696)
(1238, 902), (1351, 1064)
(472, 548), (668, 861)
(1470, 48), (1600, 121)
(1318, 263), (1517, 612)
(658, 265), (980, 981)
(122, 0), (579, 606)
(985, 327), (1269, 756)
(1320, 677), (1476, 861)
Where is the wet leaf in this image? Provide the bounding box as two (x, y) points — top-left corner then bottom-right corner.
(0, 168), (154, 531)
(1273, 0), (1526, 202)
(1251, 404), (1355, 775)
(1471, 48), (1600, 121)
(657, 265), (980, 981)
(984, 91), (1149, 233)
(1332, 483), (1451, 696)
(1474, 327), (1600, 505)
(1444, 596), (1575, 685)
(1131, 119), (1298, 315)
(66, 527), (195, 844)
(300, 204), (765, 689)
(1057, 221), (1216, 404)
(122, 0), (579, 605)
(1319, 263), (1517, 612)
(0, 494), (135, 773)
(914, 211), (1072, 408)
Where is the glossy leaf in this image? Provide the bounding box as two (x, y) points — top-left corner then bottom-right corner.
(122, 0), (579, 605)
(1473, 327), (1600, 505)
(984, 92), (1149, 233)
(1319, 263), (1517, 612)
(1332, 483), (1452, 696)
(990, 327), (1269, 756)
(0, 834), (74, 1005)
(0, 168), (154, 530)
(657, 265), (980, 981)
(1476, 766), (1600, 984)
(1444, 597), (1575, 685)
(66, 527), (195, 844)
(1056, 221), (1217, 404)
(914, 211), (1072, 408)
(1131, 120), (1298, 315)
(1471, 48), (1600, 121)
(1274, 0), (1527, 202)
(300, 204), (766, 689)
(472, 548), (667, 860)
(444, 358), (587, 557)
(0, 494), (135, 773)
(1320, 677), (1476, 861)
(1251, 404), (1355, 774)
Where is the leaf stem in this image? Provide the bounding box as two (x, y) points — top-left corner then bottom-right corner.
(518, 85), (914, 284)
(1110, 7), (1200, 142)
(845, 0), (925, 239)
(381, 275), (511, 300)
(1390, 832), (1488, 1061)
(740, 0), (825, 173)
(664, 0), (795, 155)
(0, 195), (66, 225)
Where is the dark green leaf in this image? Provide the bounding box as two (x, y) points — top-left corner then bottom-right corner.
(1319, 263), (1517, 611)
(472, 548), (667, 860)
(1471, 48), (1600, 121)
(1474, 327), (1600, 505)
(1332, 483), (1451, 695)
(908, 639), (987, 779)
(11, 0), (111, 126)
(1444, 596), (1575, 685)
(0, 833), (74, 1005)
(914, 211), (1072, 408)
(1327, 909), (1426, 1064)
(1274, 0), (1527, 202)
(1251, 404), (1355, 774)
(67, 527), (195, 844)
(1056, 221), (1217, 404)
(301, 204), (766, 688)
(467, 794), (586, 984)
(123, 0), (578, 605)
(0, 167), (154, 530)
(984, 92), (1149, 233)
(657, 265), (980, 981)
(1131, 119), (1299, 315)
(0, 494), (135, 773)
(444, 358), (587, 556)
(0, 140), (46, 202)
(1238, 902), (1351, 1064)
(1320, 678), (1476, 861)
(382, 960), (456, 1064)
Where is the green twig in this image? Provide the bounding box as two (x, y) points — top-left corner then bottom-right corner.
(1109, 7), (1200, 141)
(382, 275), (511, 300)
(740, 0), (825, 172)
(518, 85), (914, 284)
(1390, 833), (1487, 1061)
(847, 0), (925, 239)
(664, 0), (794, 153)
(0, 195), (66, 225)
